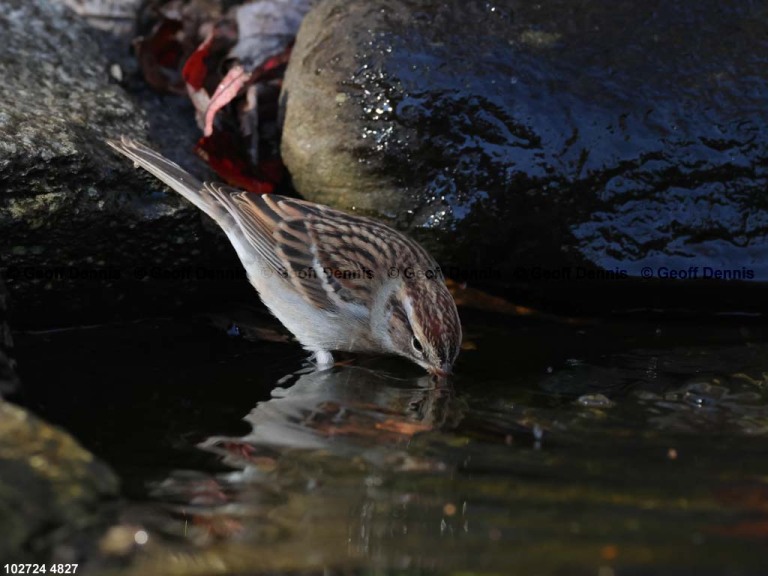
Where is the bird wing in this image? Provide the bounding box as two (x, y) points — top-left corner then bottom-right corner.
(106, 137), (430, 314)
(207, 186), (415, 312)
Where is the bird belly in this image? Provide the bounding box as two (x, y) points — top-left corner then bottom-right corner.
(250, 273), (374, 354)
(223, 224), (376, 354)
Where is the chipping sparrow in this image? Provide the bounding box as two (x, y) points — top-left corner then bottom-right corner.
(107, 137), (462, 375)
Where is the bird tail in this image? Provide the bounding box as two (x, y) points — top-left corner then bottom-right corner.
(106, 136), (224, 223)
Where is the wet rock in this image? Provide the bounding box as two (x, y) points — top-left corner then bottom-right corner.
(0, 0), (245, 328)
(281, 0), (768, 312)
(0, 399), (119, 561)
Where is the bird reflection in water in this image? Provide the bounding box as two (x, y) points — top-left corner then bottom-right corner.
(151, 364), (463, 561)
(203, 364), (459, 468)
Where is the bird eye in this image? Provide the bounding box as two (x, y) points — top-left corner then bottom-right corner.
(411, 336), (424, 356)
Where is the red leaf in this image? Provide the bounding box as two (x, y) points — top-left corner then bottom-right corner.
(182, 31), (215, 91)
(204, 64), (251, 137)
(195, 132), (279, 194)
(257, 157), (285, 184)
(135, 17), (185, 93)
(251, 45), (293, 82)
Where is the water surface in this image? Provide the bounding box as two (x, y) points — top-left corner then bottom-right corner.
(14, 307), (768, 575)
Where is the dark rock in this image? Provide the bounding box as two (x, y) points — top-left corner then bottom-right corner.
(281, 0), (768, 312)
(0, 0), (248, 329)
(0, 399), (119, 561)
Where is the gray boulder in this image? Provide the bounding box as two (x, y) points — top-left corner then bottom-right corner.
(0, 0), (243, 328)
(281, 0), (768, 311)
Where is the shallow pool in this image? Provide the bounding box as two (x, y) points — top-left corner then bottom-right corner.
(14, 306), (768, 575)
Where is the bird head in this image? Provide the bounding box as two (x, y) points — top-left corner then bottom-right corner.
(384, 279), (462, 376)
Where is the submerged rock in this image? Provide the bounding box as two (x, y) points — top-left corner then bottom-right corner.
(281, 0), (768, 312)
(0, 0), (246, 328)
(0, 399), (119, 561)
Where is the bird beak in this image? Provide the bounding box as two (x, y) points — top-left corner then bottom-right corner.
(429, 365), (452, 378)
